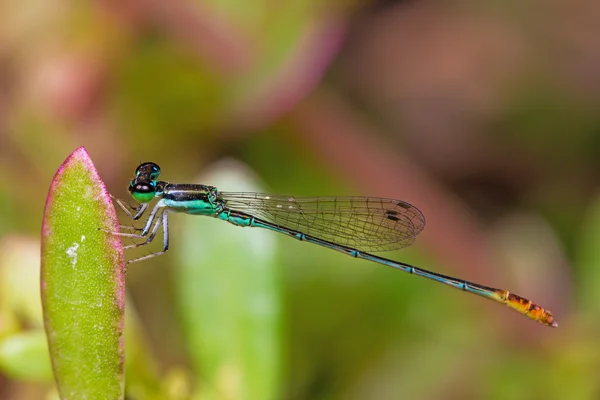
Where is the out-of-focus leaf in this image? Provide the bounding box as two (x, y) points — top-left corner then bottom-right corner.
(0, 330), (53, 381)
(41, 147), (125, 399)
(175, 160), (282, 400)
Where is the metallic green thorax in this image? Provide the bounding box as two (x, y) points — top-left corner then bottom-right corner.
(128, 162), (223, 215)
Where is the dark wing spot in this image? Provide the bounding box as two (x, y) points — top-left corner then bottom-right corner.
(386, 209), (401, 221)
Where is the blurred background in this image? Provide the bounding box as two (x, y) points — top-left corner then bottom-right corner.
(1, 0), (600, 399)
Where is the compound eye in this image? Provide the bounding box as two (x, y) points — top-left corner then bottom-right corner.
(130, 183), (156, 203)
(134, 183), (153, 193)
(148, 164), (161, 179)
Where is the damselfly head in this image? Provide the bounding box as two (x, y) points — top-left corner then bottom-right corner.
(129, 162), (161, 203)
(135, 162), (161, 179)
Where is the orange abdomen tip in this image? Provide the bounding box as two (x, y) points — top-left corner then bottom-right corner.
(505, 292), (558, 327)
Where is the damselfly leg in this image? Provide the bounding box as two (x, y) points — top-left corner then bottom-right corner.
(109, 198), (170, 264)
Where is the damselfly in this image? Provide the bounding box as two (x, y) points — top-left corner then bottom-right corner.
(112, 162), (557, 327)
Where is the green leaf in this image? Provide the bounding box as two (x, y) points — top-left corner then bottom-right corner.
(41, 147), (125, 399)
(0, 330), (53, 380)
(175, 160), (282, 400)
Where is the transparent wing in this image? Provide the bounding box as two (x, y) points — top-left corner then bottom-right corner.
(220, 193), (426, 252)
